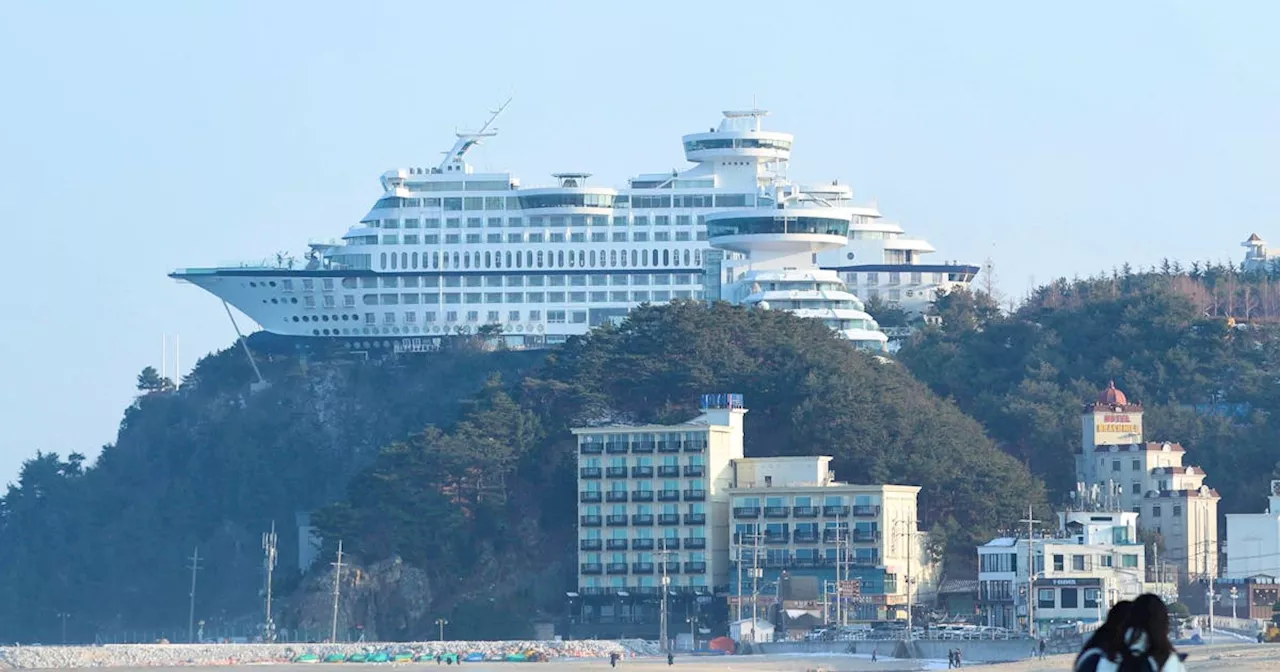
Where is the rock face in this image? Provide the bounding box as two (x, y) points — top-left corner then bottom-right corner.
(289, 556), (432, 642)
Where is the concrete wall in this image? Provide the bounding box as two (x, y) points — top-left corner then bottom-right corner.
(755, 638), (1047, 663)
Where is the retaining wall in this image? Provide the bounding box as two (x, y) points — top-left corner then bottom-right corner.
(755, 638), (1043, 663)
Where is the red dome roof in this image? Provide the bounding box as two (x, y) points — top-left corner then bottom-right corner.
(1097, 381), (1128, 405)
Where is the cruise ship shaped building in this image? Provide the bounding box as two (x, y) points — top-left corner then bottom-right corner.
(172, 107), (977, 349)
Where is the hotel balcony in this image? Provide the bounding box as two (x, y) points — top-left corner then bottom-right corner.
(684, 561), (707, 573)
(733, 507), (761, 519)
(631, 466), (654, 478)
(793, 506), (820, 518)
(580, 443), (603, 455)
(580, 491), (603, 503)
(580, 515), (602, 527)
(852, 505), (881, 517)
(657, 441), (680, 454)
(606, 491), (629, 503)
(763, 506), (790, 518)
(658, 537), (680, 550)
(658, 489), (681, 502)
(657, 465), (681, 477)
(684, 537), (707, 550)
(606, 515), (629, 527)
(605, 442), (629, 455)
(632, 538), (655, 550)
(852, 529), (881, 542)
(606, 563), (628, 575)
(822, 529), (848, 543)
(632, 442), (655, 454)
(606, 539), (629, 551)
(579, 539), (603, 551)
(764, 532), (789, 545)
(790, 557), (822, 568)
(631, 490), (654, 502)
(605, 467), (629, 479)
(581, 563), (603, 575)
(683, 513), (706, 525)
(632, 562), (655, 574)
(662, 561), (681, 574)
(658, 514), (680, 526)
(683, 441), (706, 453)
(579, 467), (602, 479)
(823, 505), (851, 517)
(631, 514), (654, 526)
(682, 489), (707, 502)
(683, 465), (706, 477)
(793, 530), (820, 543)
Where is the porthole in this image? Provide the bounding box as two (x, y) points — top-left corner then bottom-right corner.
(292, 316), (300, 322)
(249, 282), (257, 287)
(312, 329), (319, 336)
(321, 315), (329, 321)
(269, 281), (277, 287)
(271, 298), (279, 304)
(291, 297), (298, 304)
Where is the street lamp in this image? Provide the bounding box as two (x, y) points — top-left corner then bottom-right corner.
(56, 612), (69, 645)
(1229, 586), (1239, 622)
(435, 618), (449, 642)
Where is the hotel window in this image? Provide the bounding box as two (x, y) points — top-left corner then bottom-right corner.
(529, 310), (541, 321)
(1037, 589), (1055, 609)
(550, 233), (566, 243)
(484, 198), (504, 210)
(528, 233), (544, 243)
(1173, 505), (1182, 517)
(424, 312), (436, 322)
(571, 233), (586, 243)
(1072, 555), (1086, 571)
(1152, 505), (1161, 517)
(572, 311), (587, 324)
(508, 311), (519, 321)
(613, 217), (627, 226)
(506, 292), (523, 303)
(445, 311), (457, 322)
(1112, 460), (1121, 472)
(487, 233), (502, 244)
(507, 217), (523, 228)
(383, 312), (395, 324)
(1131, 482), (1140, 494)
(466, 234), (481, 244)
(424, 218), (441, 229)
(344, 295), (355, 307)
(910, 272), (922, 284)
(634, 232), (649, 242)
(404, 311), (416, 323)
(1132, 459), (1141, 470)
(487, 311), (499, 322)
(548, 310), (566, 323)
(463, 197), (483, 211)
(1052, 554), (1064, 572)
(592, 232), (608, 242)
(675, 231), (691, 241)
(443, 199), (462, 211)
(485, 292), (502, 303)
(866, 272), (878, 285)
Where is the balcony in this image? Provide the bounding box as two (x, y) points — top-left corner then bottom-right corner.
(606, 563), (628, 575)
(657, 465), (681, 478)
(658, 514), (680, 526)
(662, 561), (681, 574)
(764, 532), (789, 545)
(658, 537), (680, 550)
(684, 561), (707, 573)
(684, 537), (707, 550)
(606, 515), (629, 527)
(632, 562), (655, 574)
(605, 442), (629, 454)
(822, 529), (848, 543)
(581, 563), (603, 574)
(791, 557), (821, 568)
(793, 530), (819, 543)
(606, 491), (629, 503)
(683, 465), (706, 478)
(632, 538), (655, 550)
(632, 442), (655, 454)
(733, 507), (761, 519)
(580, 443), (603, 455)
(852, 529), (881, 542)
(579, 539), (603, 551)
(631, 514), (654, 526)
(630, 466), (654, 478)
(683, 489), (707, 501)
(606, 538), (629, 551)
(823, 505), (851, 517)
(579, 467), (602, 479)
(683, 441), (707, 453)
(793, 505), (820, 518)
(631, 490), (654, 502)
(605, 467), (629, 478)
(853, 504), (881, 517)
(763, 506), (790, 518)
(683, 513), (706, 525)
(580, 491), (603, 503)
(580, 515), (602, 527)
(658, 489), (681, 502)
(657, 442), (680, 453)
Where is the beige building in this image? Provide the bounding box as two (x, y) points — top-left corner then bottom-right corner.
(727, 456), (933, 622)
(1074, 383), (1219, 583)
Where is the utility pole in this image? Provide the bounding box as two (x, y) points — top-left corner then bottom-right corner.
(750, 530), (762, 627)
(833, 527), (842, 627)
(187, 547), (202, 644)
(899, 519), (914, 640)
(56, 612), (69, 645)
(735, 530), (745, 622)
(262, 521), (278, 643)
(657, 549), (672, 653)
(1019, 506), (1041, 639)
(330, 541), (344, 643)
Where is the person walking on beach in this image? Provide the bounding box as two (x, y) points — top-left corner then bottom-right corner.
(1039, 638), (1047, 659)
(947, 649), (955, 668)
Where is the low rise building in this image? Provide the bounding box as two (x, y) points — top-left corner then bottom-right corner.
(1224, 480), (1280, 580)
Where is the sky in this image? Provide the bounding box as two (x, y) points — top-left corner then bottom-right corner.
(1, 1), (1278, 485)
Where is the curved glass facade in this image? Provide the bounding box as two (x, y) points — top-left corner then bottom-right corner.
(517, 192), (615, 209)
(707, 216), (849, 238)
(684, 137), (793, 152)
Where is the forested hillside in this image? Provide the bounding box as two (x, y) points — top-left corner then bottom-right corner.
(0, 301), (1043, 643)
(900, 269), (1280, 518)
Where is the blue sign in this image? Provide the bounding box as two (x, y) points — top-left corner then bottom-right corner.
(700, 393), (744, 410)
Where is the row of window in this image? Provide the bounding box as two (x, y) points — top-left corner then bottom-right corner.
(374, 231), (705, 245)
(579, 576), (708, 588)
(732, 494), (878, 507)
(371, 215), (710, 229)
(846, 272), (948, 286)
(337, 272), (697, 290)
(378, 248), (703, 271)
(360, 289), (700, 306)
(979, 551), (1140, 574)
(372, 194), (752, 212)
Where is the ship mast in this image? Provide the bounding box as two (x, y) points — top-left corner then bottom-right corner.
(436, 98), (512, 173)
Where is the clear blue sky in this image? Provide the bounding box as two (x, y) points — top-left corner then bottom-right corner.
(1, 1), (1278, 485)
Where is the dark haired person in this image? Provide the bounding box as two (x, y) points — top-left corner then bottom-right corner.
(1075, 600), (1133, 671)
(1094, 594), (1187, 672)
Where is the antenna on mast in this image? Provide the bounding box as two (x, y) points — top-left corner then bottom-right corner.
(437, 98), (513, 173)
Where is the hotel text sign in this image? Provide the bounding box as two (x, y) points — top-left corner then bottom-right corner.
(1093, 412), (1143, 445)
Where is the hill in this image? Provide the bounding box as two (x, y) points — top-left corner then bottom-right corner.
(0, 301), (1043, 643)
